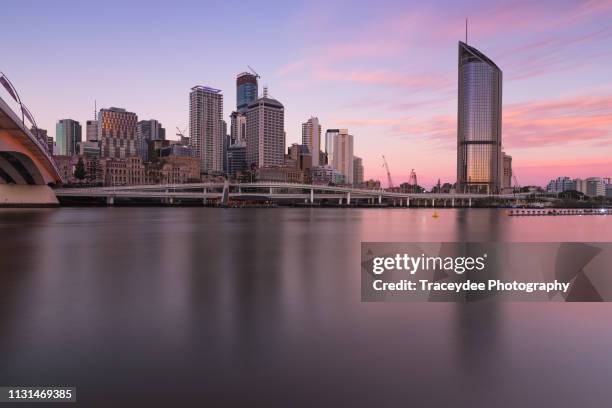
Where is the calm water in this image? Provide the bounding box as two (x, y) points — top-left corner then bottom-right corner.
(1, 208), (612, 407)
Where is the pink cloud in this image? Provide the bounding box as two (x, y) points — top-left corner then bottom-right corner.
(504, 95), (612, 148)
(313, 68), (452, 91)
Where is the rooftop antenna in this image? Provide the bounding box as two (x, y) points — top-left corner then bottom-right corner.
(465, 18), (468, 44)
(94, 99), (97, 120)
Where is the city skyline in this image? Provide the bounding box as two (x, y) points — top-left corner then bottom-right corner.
(2, 0), (612, 187)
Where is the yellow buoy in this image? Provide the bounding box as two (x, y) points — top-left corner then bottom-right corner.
(432, 211), (439, 218)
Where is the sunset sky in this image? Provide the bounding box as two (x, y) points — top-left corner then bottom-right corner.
(2, 0), (612, 187)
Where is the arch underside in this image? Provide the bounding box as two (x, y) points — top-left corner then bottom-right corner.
(0, 151), (45, 185)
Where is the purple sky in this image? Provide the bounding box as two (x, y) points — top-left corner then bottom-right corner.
(2, 0), (612, 187)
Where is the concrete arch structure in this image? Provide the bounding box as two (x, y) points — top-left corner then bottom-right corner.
(0, 76), (62, 205)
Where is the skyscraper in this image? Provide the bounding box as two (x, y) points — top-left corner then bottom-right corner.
(457, 41), (503, 194)
(502, 152), (512, 190)
(302, 117), (321, 167)
(230, 111), (247, 145)
(98, 107), (138, 158)
(246, 89), (285, 168)
(236, 72), (258, 113)
(137, 119), (165, 161)
(86, 120), (98, 142)
(55, 119), (82, 156)
(353, 156), (364, 186)
(189, 86), (224, 174)
(325, 129), (354, 184)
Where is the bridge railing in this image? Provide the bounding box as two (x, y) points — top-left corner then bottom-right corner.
(0, 71), (62, 181)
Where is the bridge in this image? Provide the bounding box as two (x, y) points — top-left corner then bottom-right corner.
(0, 71), (62, 205)
(55, 181), (527, 206)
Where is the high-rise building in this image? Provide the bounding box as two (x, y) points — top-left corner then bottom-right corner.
(246, 89), (285, 168)
(546, 176), (573, 193)
(353, 156), (364, 186)
(86, 120), (98, 142)
(226, 142), (247, 177)
(325, 128), (354, 184)
(98, 107), (138, 158)
(573, 178), (588, 195)
(230, 111), (247, 145)
(586, 177), (605, 197)
(137, 119), (165, 161)
(457, 41), (503, 194)
(288, 143), (312, 172)
(189, 86), (224, 174)
(502, 152), (512, 190)
(56, 119), (82, 156)
(31, 127), (52, 154)
(302, 117), (321, 167)
(236, 72), (258, 113)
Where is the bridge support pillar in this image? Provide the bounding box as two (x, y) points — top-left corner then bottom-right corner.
(406, 198), (410, 207)
(270, 187), (273, 195)
(347, 192), (351, 205)
(432, 198), (435, 207)
(378, 194), (382, 204)
(452, 198), (455, 207)
(310, 189), (314, 204)
(469, 197), (472, 207)
(107, 196), (114, 206)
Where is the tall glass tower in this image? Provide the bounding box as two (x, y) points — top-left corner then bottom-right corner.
(457, 41), (502, 194)
(236, 73), (258, 113)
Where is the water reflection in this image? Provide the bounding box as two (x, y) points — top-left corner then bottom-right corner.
(0, 208), (611, 406)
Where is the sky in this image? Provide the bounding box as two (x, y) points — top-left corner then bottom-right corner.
(2, 0), (612, 187)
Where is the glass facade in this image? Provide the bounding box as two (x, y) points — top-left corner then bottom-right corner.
(236, 73), (258, 113)
(457, 41), (502, 194)
(55, 119), (82, 156)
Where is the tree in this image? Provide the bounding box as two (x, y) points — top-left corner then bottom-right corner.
(74, 157), (86, 182)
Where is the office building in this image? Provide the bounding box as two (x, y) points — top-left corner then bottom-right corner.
(86, 120), (98, 142)
(246, 89), (285, 168)
(302, 117), (321, 167)
(56, 119), (82, 156)
(159, 143), (193, 158)
(257, 166), (304, 183)
(137, 119), (166, 161)
(586, 177), (605, 197)
(31, 127), (52, 154)
(353, 156), (364, 186)
(546, 176), (573, 193)
(456, 41), (503, 194)
(189, 86), (224, 174)
(325, 128), (354, 184)
(502, 153), (512, 190)
(98, 107), (138, 158)
(310, 165), (345, 185)
(236, 72), (258, 113)
(230, 111), (247, 145)
(227, 142), (247, 177)
(288, 144), (312, 172)
(78, 141), (100, 157)
(573, 178), (588, 195)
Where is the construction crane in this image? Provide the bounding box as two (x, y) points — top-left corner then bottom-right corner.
(247, 65), (260, 79)
(176, 127), (188, 144)
(382, 155), (393, 188)
(512, 174), (520, 192)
